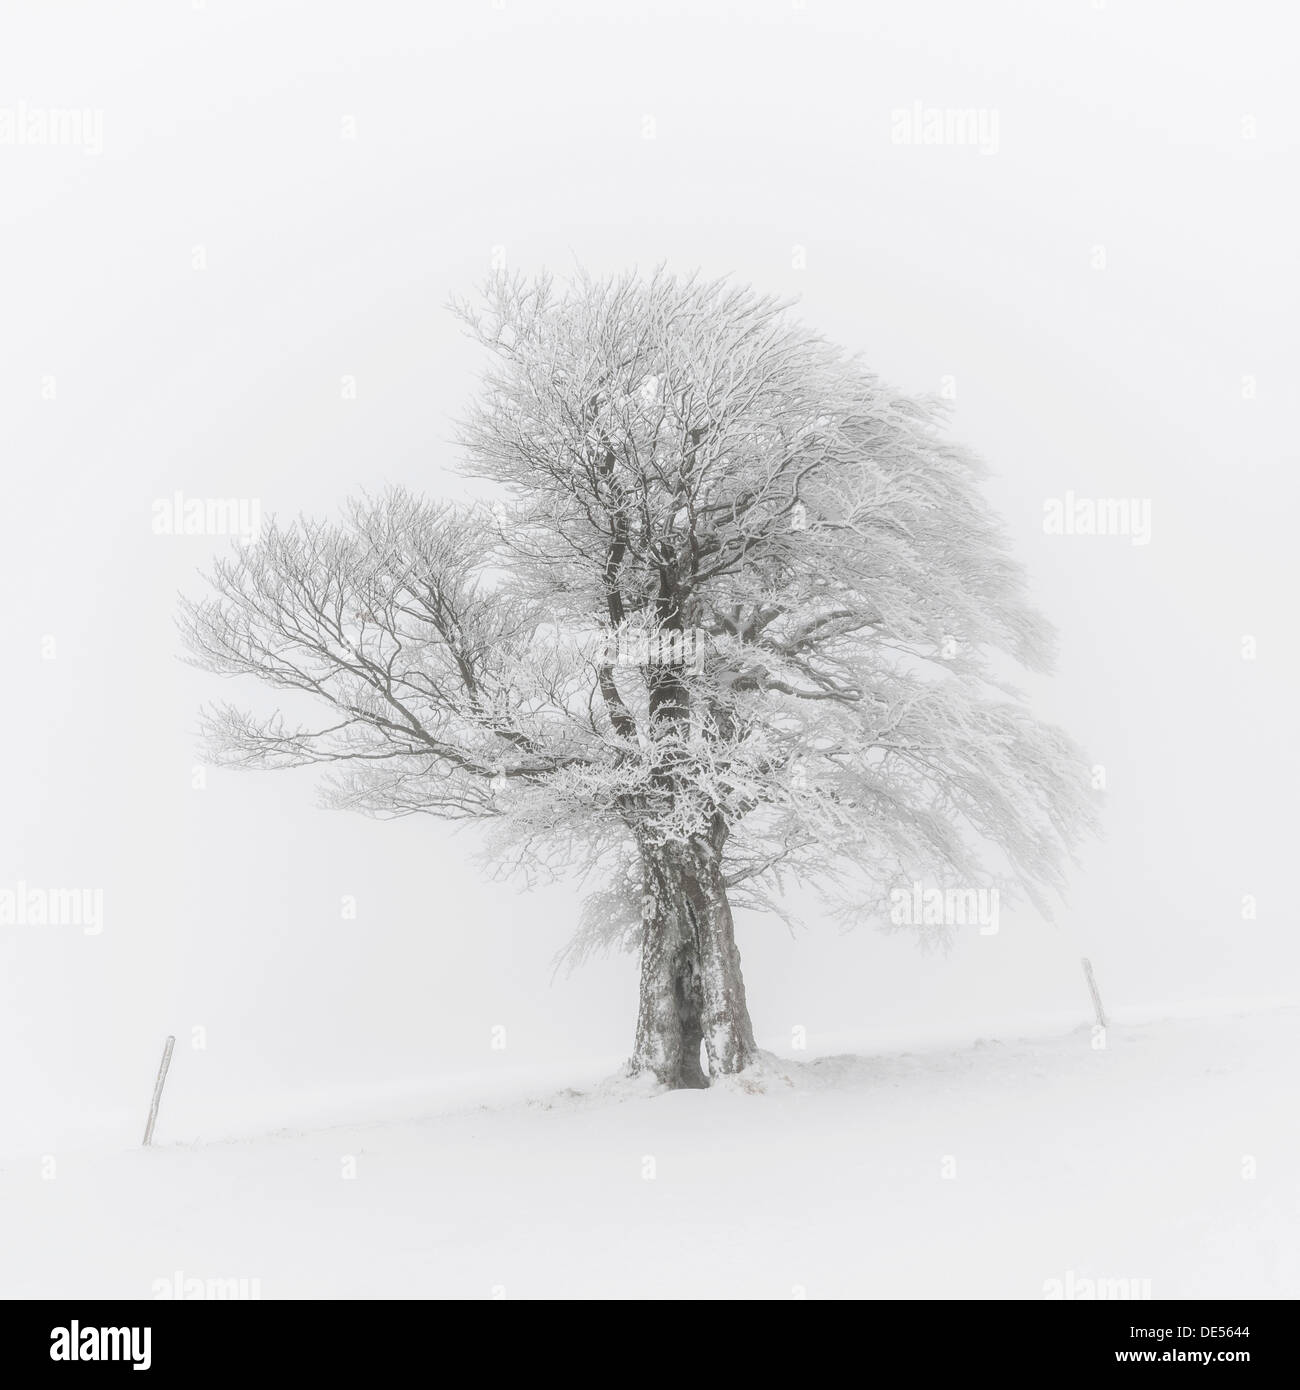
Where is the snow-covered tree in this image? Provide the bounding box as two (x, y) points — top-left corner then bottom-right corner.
(179, 268), (1098, 1090)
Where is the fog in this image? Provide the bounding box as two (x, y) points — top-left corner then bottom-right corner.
(2, 0), (1294, 1153)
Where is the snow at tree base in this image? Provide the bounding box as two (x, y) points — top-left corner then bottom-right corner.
(3, 1006), (1295, 1298)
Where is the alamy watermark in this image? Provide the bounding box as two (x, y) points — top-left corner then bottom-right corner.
(151, 1270), (261, 1300)
(601, 624), (705, 674)
(1043, 492), (1151, 545)
(0, 883), (103, 934)
(50, 1323), (149, 1370)
(152, 493), (262, 545)
(891, 103), (999, 155)
(889, 881), (999, 934)
(1044, 1270), (1152, 1300)
(0, 102), (103, 155)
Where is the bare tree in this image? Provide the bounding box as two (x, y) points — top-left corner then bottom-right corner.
(179, 268), (1098, 1090)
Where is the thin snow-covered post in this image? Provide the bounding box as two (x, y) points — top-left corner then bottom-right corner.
(142, 1035), (176, 1147)
(1081, 957), (1107, 1029)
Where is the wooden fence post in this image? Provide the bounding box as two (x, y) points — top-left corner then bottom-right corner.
(142, 1035), (176, 1147)
(1081, 957), (1107, 1029)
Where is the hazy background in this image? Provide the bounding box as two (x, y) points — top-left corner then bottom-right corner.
(2, 0), (1295, 1154)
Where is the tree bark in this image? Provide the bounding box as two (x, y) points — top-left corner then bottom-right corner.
(632, 843), (708, 1089)
(630, 824), (758, 1088)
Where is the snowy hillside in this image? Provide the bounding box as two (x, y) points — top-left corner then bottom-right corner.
(4, 1006), (1296, 1300)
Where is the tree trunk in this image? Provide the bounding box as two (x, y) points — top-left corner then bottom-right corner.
(632, 844), (709, 1090)
(631, 825), (758, 1089)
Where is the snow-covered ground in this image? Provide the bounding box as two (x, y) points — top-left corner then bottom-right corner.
(4, 1006), (1296, 1299)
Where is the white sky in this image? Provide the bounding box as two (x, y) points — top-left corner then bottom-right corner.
(1, 0), (1295, 1152)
